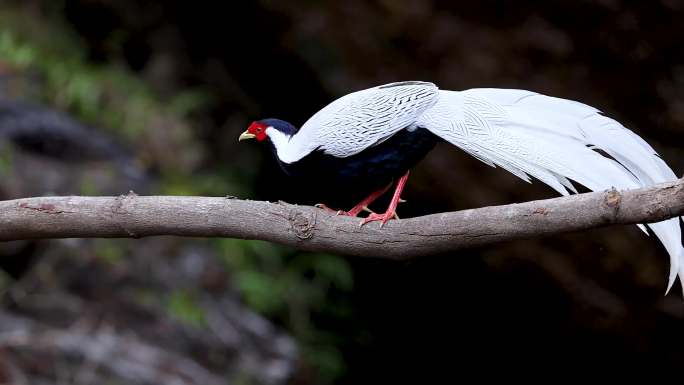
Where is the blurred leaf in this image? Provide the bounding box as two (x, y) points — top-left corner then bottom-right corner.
(0, 31), (37, 68)
(159, 171), (246, 196)
(167, 290), (207, 328)
(303, 345), (346, 382)
(235, 270), (285, 314)
(0, 142), (14, 178)
(133, 288), (159, 308)
(169, 89), (213, 117)
(312, 254), (354, 291)
(94, 239), (125, 265)
(79, 176), (100, 196)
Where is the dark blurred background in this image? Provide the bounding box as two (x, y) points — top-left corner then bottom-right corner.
(0, 0), (683, 384)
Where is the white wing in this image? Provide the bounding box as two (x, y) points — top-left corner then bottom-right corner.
(417, 88), (684, 294)
(291, 81), (439, 160)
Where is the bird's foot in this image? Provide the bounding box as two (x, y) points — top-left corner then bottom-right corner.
(315, 203), (374, 217)
(359, 210), (399, 227)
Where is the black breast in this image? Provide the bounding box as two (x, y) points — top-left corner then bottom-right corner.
(276, 126), (441, 203)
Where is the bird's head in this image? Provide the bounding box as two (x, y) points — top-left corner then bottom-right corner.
(238, 118), (298, 143)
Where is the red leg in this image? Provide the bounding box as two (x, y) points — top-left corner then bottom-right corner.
(361, 170), (410, 227)
(315, 183), (391, 217)
(344, 183), (392, 216)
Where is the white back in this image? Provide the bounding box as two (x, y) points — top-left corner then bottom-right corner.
(278, 81), (439, 163)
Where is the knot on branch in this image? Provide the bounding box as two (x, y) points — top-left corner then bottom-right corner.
(289, 209), (316, 240)
(532, 207), (550, 215)
(111, 191), (139, 238)
(112, 191), (138, 215)
(603, 187), (622, 222)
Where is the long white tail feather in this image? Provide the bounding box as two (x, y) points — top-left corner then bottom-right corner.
(418, 89), (684, 294)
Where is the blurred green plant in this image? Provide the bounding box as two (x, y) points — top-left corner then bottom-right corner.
(159, 168), (252, 197)
(167, 289), (207, 329)
(0, 6), (208, 174)
(0, 142), (14, 178)
(216, 238), (354, 381)
(93, 239), (126, 266)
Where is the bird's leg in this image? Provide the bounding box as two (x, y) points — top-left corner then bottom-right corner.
(360, 170), (410, 227)
(342, 183), (392, 216)
(315, 183), (392, 217)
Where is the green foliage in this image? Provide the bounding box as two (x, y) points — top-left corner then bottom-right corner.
(235, 269), (285, 314)
(0, 23), (204, 133)
(0, 31), (37, 69)
(93, 239), (126, 265)
(0, 143), (14, 178)
(79, 175), (101, 196)
(302, 344), (346, 382)
(133, 288), (159, 309)
(0, 6), (209, 179)
(159, 170), (251, 197)
(216, 239), (354, 381)
(167, 289), (207, 329)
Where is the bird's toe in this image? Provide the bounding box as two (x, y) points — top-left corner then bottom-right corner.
(359, 211), (398, 227)
(315, 203), (338, 214)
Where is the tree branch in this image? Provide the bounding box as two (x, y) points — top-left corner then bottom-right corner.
(2, 178), (684, 260)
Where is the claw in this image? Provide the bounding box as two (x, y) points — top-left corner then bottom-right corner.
(316, 203), (340, 215)
(317, 203), (378, 218)
(359, 170), (409, 228)
(359, 211), (398, 227)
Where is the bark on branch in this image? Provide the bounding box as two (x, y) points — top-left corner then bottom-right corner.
(2, 178), (684, 260)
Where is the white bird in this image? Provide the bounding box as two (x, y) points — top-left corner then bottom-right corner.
(239, 81), (684, 294)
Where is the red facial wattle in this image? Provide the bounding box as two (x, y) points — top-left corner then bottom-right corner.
(248, 122), (268, 141)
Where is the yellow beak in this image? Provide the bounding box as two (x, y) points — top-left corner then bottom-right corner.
(238, 131), (256, 141)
